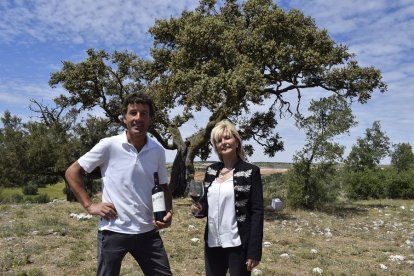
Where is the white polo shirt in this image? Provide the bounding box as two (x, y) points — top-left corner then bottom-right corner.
(78, 131), (168, 234)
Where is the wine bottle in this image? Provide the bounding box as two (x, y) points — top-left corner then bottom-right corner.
(152, 172), (166, 222)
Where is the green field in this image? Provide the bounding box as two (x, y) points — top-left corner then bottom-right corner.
(0, 182), (66, 201)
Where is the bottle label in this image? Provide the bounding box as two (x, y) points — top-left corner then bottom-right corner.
(152, 192), (166, 212)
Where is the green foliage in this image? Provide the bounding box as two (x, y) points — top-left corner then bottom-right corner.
(345, 121), (390, 172)
(287, 162), (340, 209)
(391, 142), (414, 173)
(22, 181), (38, 195)
(342, 168), (387, 200)
(287, 96), (355, 209)
(0, 111), (28, 187)
(29, 194), (51, 204)
(342, 166), (414, 200)
(262, 173), (287, 205)
(0, 108), (118, 195)
(386, 168), (414, 199)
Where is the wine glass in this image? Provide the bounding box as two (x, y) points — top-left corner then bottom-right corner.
(188, 179), (204, 217)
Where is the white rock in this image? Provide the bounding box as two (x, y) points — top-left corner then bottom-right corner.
(280, 253), (290, 258)
(324, 231), (333, 238)
(379, 263), (387, 270)
(400, 206), (406, 210)
(190, 238), (200, 243)
(389, 255), (405, 262)
(310, 249), (318, 254)
(252, 268), (262, 275)
(373, 220), (384, 227)
(188, 225), (196, 230)
(312, 267), (323, 274)
(70, 212), (93, 220)
(263, 241), (272, 247)
(406, 260), (414, 266)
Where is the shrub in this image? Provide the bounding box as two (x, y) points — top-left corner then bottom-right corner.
(386, 169), (414, 199)
(343, 169), (387, 200)
(30, 194), (50, 204)
(22, 181), (38, 195)
(262, 173), (287, 205)
(10, 193), (24, 203)
(286, 162), (340, 209)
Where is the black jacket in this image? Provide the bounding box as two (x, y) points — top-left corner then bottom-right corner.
(198, 159), (264, 261)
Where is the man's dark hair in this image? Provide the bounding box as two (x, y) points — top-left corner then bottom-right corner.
(121, 92), (155, 118)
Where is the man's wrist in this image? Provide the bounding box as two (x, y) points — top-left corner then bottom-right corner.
(84, 202), (93, 209)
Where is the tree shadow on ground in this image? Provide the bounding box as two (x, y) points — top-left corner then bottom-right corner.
(317, 201), (394, 218)
(264, 208), (297, 221)
(263, 201), (391, 221)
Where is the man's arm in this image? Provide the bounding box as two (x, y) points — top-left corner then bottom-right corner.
(65, 161), (117, 220)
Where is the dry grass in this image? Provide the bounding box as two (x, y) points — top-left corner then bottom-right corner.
(1, 197), (414, 275)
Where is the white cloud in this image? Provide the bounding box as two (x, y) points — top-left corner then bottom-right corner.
(0, 0), (198, 47)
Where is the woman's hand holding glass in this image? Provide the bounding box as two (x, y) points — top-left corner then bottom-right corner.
(189, 179), (204, 217)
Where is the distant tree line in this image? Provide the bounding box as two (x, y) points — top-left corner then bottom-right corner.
(283, 98), (414, 209)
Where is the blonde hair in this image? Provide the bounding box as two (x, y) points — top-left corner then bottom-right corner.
(210, 119), (245, 161)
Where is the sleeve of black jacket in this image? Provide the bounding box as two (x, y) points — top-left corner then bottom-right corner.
(247, 166), (264, 261)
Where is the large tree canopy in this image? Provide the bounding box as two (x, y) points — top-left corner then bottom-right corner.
(48, 0), (386, 197)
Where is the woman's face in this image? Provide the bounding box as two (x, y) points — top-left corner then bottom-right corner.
(215, 130), (238, 158)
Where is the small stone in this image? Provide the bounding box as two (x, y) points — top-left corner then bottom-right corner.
(389, 255), (405, 262)
(252, 268), (262, 275)
(263, 241), (272, 247)
(312, 267), (323, 274)
(280, 253), (289, 258)
(190, 238), (200, 243)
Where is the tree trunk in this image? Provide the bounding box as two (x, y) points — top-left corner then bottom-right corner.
(169, 145), (194, 198)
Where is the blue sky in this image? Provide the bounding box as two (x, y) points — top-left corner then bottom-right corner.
(0, 0), (413, 163)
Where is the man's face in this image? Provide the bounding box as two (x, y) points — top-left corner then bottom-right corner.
(123, 103), (152, 138)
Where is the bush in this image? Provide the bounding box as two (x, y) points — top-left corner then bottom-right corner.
(30, 194), (50, 204)
(286, 162), (340, 209)
(386, 169), (414, 199)
(22, 181), (38, 195)
(262, 173), (287, 205)
(343, 168), (387, 200)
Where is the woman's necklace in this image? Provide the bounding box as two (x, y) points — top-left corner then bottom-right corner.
(219, 168), (234, 178)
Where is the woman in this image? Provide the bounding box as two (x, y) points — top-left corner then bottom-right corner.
(191, 119), (264, 276)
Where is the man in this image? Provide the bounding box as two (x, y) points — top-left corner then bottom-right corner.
(65, 92), (173, 276)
